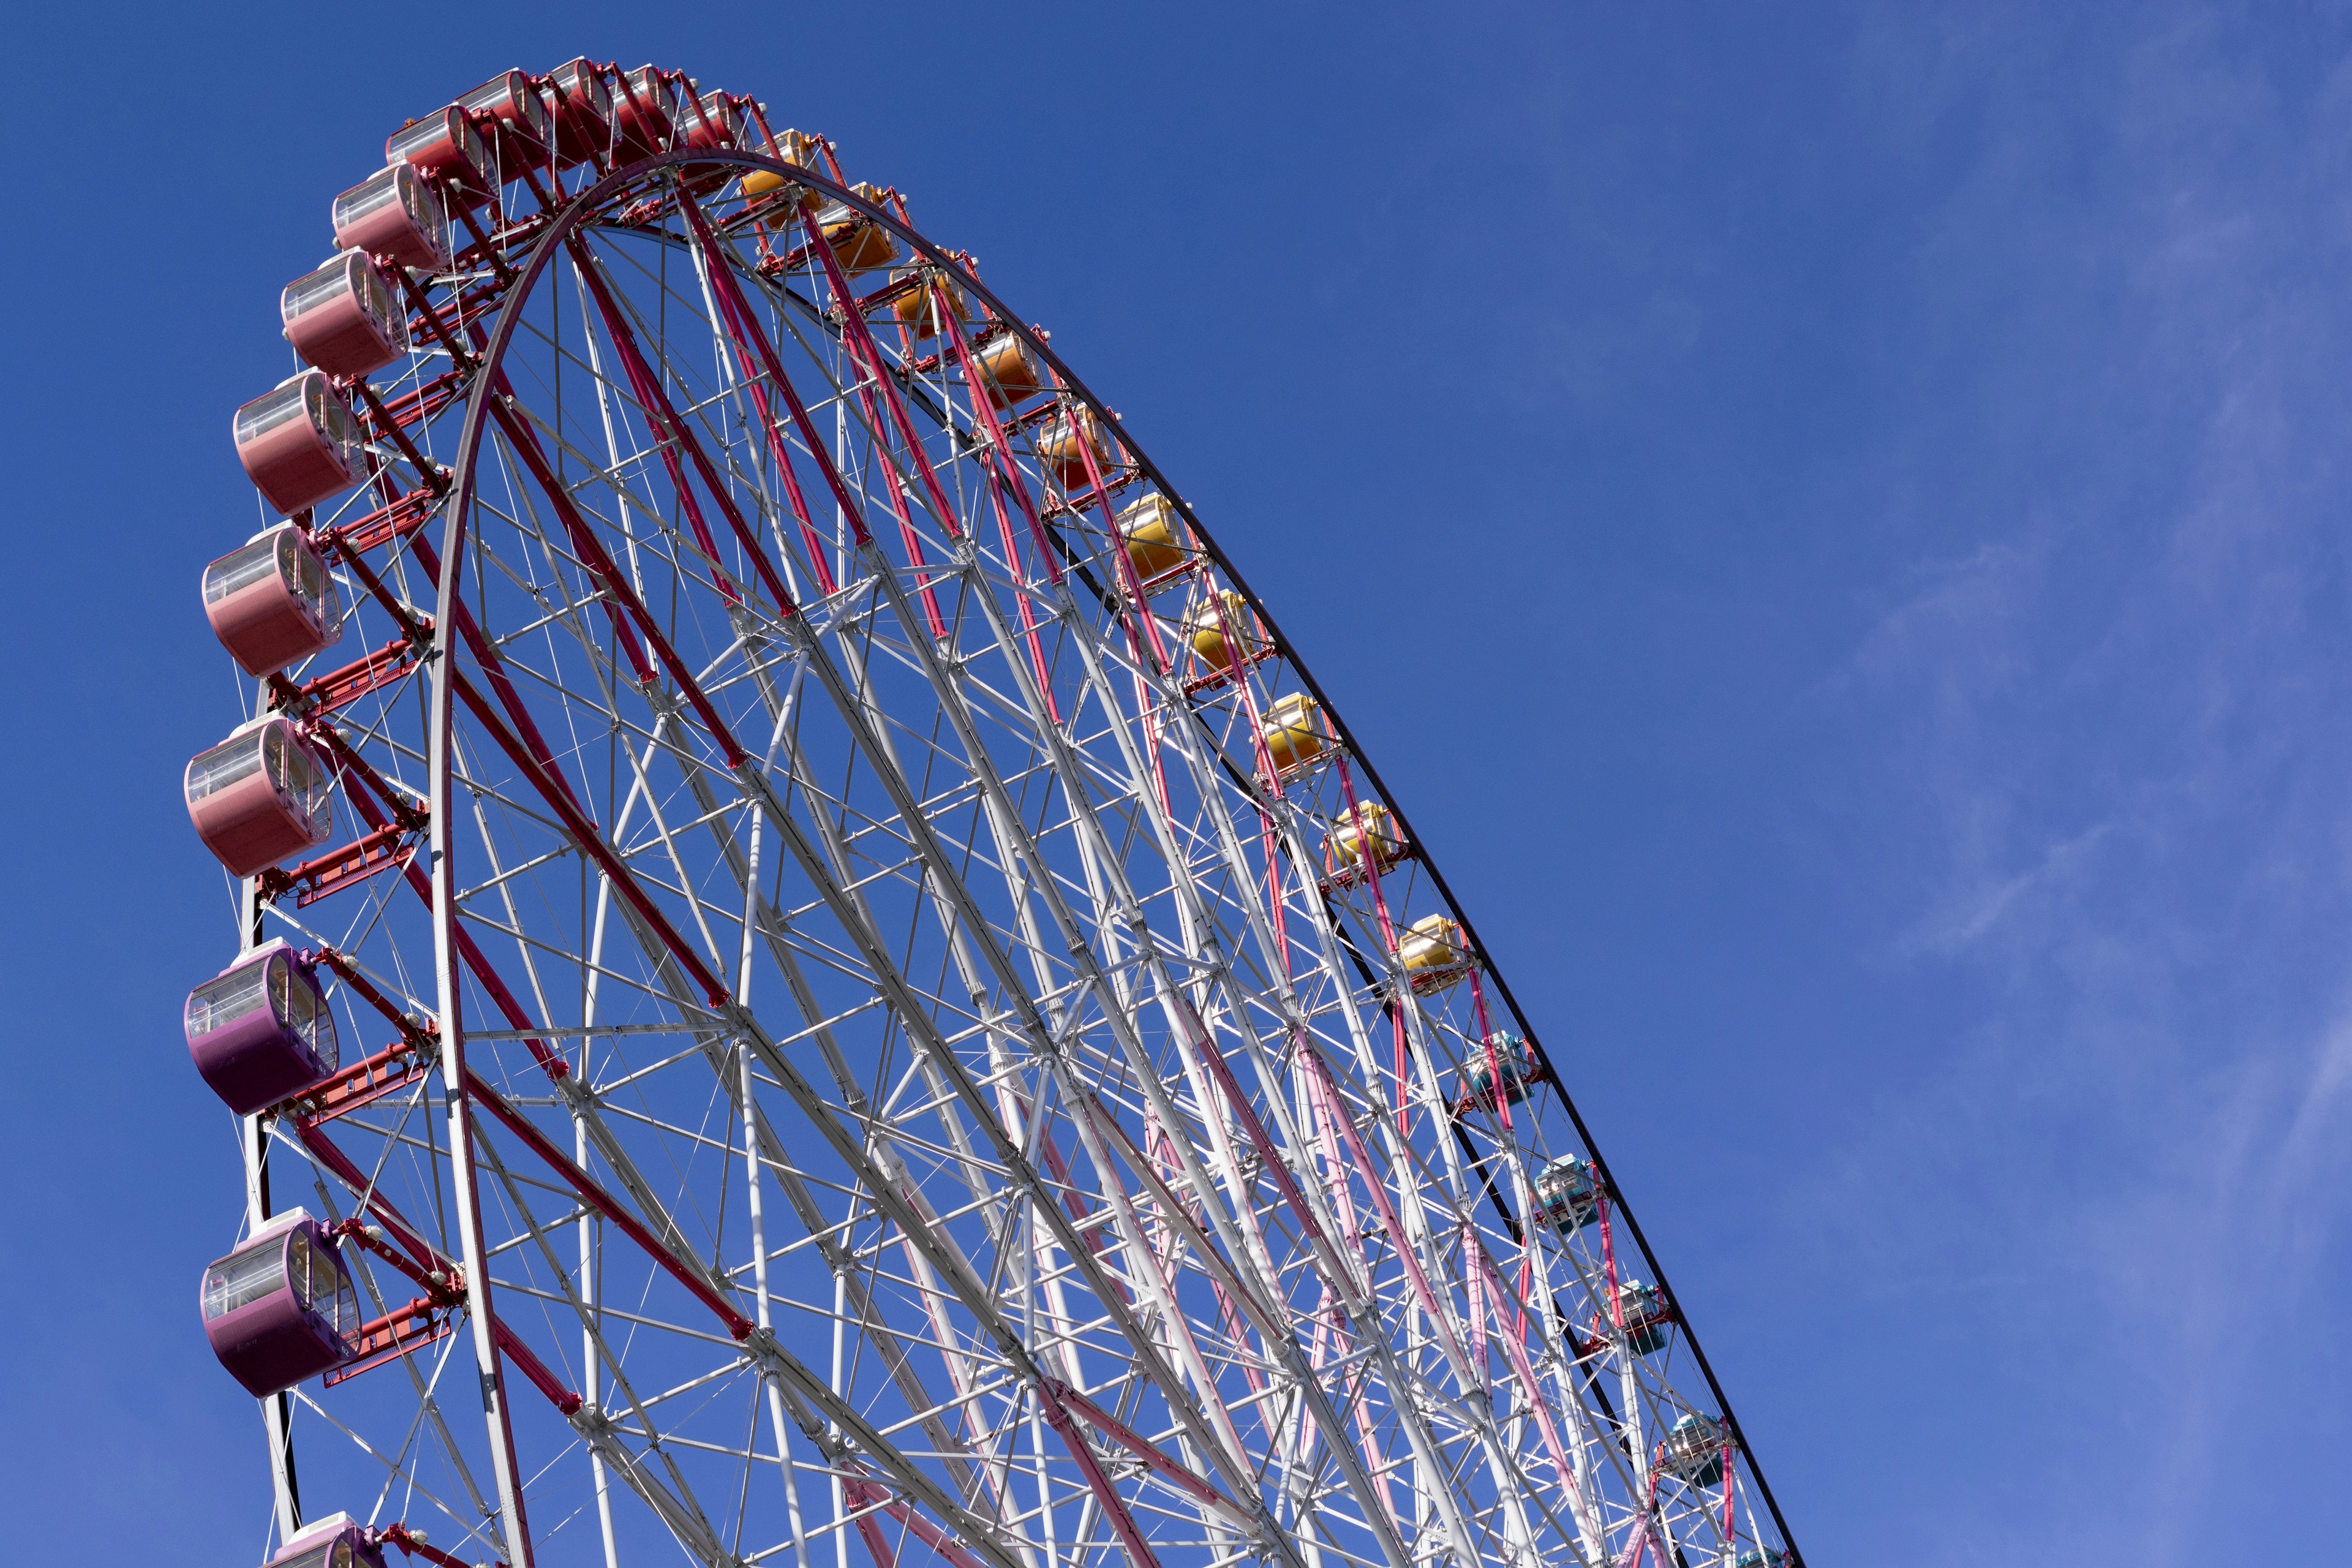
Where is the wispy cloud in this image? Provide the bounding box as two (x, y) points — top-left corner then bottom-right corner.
(1793, 4), (2352, 1561)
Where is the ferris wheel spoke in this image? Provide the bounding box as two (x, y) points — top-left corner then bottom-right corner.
(189, 95), (1800, 1568)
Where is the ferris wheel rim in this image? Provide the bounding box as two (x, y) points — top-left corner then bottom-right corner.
(198, 86), (1803, 1568)
(428, 143), (1803, 1565)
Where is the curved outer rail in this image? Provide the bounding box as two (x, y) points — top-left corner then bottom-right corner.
(443, 148), (1803, 1568)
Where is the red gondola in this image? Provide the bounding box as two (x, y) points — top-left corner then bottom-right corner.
(203, 523), (342, 678)
(612, 65), (684, 160)
(330, 163), (450, 273)
(185, 717), (335, 878)
(456, 69), (552, 165)
(384, 107), (489, 203)
(281, 251), (408, 379)
(546, 58), (614, 168)
(683, 88), (742, 151)
(233, 372), (367, 517)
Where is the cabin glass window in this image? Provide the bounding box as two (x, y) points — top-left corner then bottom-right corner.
(204, 537), (281, 605)
(274, 733), (334, 824)
(284, 532), (335, 627)
(386, 116), (450, 165)
(280, 965), (339, 1073)
(186, 963), (270, 1036)
(334, 167), (402, 229)
(280, 258), (354, 325)
(187, 733), (268, 802)
(235, 382), (311, 446)
(314, 387), (360, 454)
(202, 1238), (287, 1321)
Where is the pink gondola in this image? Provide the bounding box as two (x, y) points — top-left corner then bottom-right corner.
(185, 717), (335, 878)
(281, 250), (408, 379)
(200, 1211), (358, 1397)
(203, 524), (342, 678)
(456, 69), (552, 166)
(331, 163), (450, 273)
(384, 106), (489, 203)
(234, 371), (366, 516)
(546, 58), (614, 168)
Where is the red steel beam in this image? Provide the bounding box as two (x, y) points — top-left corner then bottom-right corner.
(464, 1067), (754, 1338)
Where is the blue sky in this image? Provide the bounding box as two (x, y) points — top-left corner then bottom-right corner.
(2, 2), (2346, 1561)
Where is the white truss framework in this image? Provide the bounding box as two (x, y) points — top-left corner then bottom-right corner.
(207, 87), (1796, 1568)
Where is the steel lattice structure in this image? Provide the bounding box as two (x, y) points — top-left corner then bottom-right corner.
(185, 59), (1801, 1568)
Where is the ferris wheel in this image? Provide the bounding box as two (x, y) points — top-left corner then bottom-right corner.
(183, 59), (1803, 1568)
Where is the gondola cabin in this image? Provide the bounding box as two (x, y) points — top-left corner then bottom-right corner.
(186, 717), (335, 878)
(1038, 407), (1115, 488)
(235, 372), (367, 517)
(384, 107), (489, 202)
(1616, 1280), (1670, 1355)
(743, 130), (829, 227)
(1261, 692), (1329, 774)
(282, 251), (409, 379)
(1660, 1414), (1727, 1487)
(201, 1211), (358, 1397)
(546, 58), (615, 168)
(331, 163), (451, 273)
(1325, 802), (1406, 878)
(816, 184), (902, 274)
(973, 331), (1046, 408)
(741, 167), (819, 227)
(186, 941), (341, 1115)
(1736, 1551), (1795, 1568)
(684, 89), (742, 150)
(203, 523), (342, 678)
(1185, 590), (1264, 671)
(1536, 1153), (1601, 1231)
(263, 1514), (386, 1568)
(891, 267), (967, 339)
(1118, 493), (1188, 581)
(1460, 1031), (1538, 1109)
(774, 128), (827, 174)
(456, 69), (552, 165)
(612, 66), (682, 158)
(1397, 913), (1467, 986)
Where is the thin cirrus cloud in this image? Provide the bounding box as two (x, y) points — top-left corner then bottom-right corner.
(1787, 5), (2352, 1559)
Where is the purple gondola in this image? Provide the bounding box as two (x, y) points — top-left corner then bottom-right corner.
(200, 1210), (359, 1396)
(262, 1514), (387, 1568)
(185, 941), (341, 1115)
